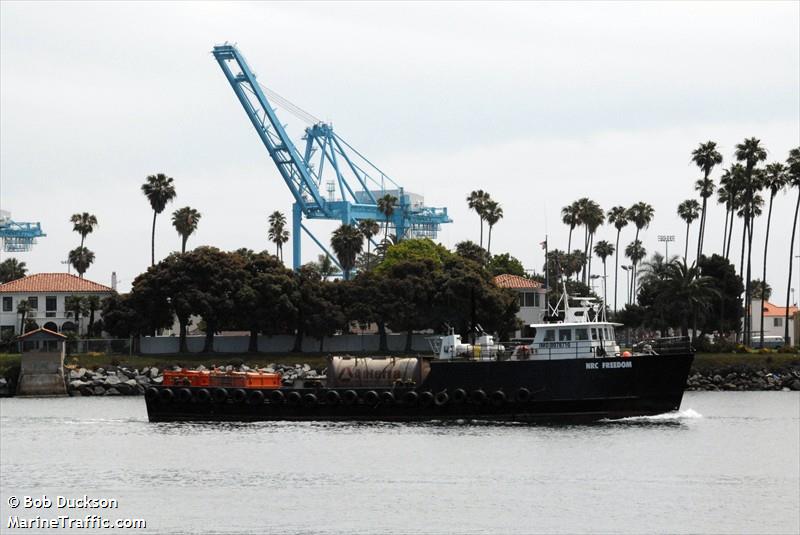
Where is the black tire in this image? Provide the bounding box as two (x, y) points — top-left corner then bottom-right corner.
(419, 391), (434, 407)
(363, 390), (380, 406)
(303, 393), (318, 407)
(248, 390), (265, 405)
(177, 387), (192, 403)
(145, 387), (159, 401)
(287, 391), (302, 405)
(342, 390), (358, 405)
(325, 390), (341, 405)
(471, 389), (487, 405)
(196, 388), (211, 402)
(158, 388), (174, 403)
(270, 390), (285, 404)
(451, 388), (467, 404)
(402, 390), (419, 406)
(212, 387), (228, 403)
(514, 387), (531, 403)
(231, 388), (247, 403)
(434, 391), (449, 406)
(490, 390), (506, 407)
(381, 391), (396, 404)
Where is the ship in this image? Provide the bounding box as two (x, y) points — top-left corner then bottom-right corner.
(145, 287), (694, 423)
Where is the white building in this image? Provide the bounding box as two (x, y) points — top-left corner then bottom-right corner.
(493, 274), (548, 338)
(750, 299), (798, 346)
(0, 273), (114, 337)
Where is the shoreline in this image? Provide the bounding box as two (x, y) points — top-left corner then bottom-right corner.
(1, 353), (799, 396)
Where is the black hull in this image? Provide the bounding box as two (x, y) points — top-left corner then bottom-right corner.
(145, 354), (694, 423)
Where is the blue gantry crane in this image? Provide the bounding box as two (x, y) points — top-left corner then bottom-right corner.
(0, 210), (46, 252)
(212, 44), (452, 270)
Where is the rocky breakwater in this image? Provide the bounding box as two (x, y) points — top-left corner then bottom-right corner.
(686, 367), (800, 391)
(66, 363), (323, 396)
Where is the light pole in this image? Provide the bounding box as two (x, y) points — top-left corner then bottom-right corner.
(658, 235), (675, 260)
(591, 274), (608, 320)
(621, 265), (632, 305)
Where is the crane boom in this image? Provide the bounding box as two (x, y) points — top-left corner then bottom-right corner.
(212, 43), (451, 270)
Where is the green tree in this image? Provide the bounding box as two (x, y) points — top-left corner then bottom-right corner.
(487, 253), (526, 278)
(691, 141), (722, 258)
(454, 240), (489, 266)
(16, 300), (31, 334)
(358, 219), (380, 269)
(467, 190), (491, 248)
(626, 202), (655, 297)
(86, 295), (101, 337)
(172, 206), (202, 253)
(697, 254), (744, 337)
(784, 147), (800, 343)
(378, 238), (452, 273)
(606, 206), (629, 313)
(561, 200), (581, 254)
(268, 211), (289, 261)
(234, 251), (297, 353)
(70, 212), (98, 249)
(625, 240), (647, 302)
(758, 162), (788, 346)
(750, 279), (771, 301)
(101, 293), (148, 338)
(383, 260), (437, 351)
(141, 173), (177, 266)
(64, 295), (88, 336)
(377, 194), (398, 242)
(677, 199), (701, 262)
(291, 264), (344, 352)
(68, 246), (95, 278)
(0, 258), (27, 284)
(330, 224), (364, 280)
(483, 199), (503, 255)
(315, 254), (338, 280)
(593, 240), (614, 309)
(735, 137), (768, 342)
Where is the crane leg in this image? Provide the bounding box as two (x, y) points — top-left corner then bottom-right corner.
(292, 203), (302, 270)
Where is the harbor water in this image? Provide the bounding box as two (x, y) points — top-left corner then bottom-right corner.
(1, 392), (798, 534)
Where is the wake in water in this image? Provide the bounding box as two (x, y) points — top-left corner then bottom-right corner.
(603, 408), (703, 424)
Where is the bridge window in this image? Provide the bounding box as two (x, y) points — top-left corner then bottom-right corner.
(558, 329), (572, 341)
(576, 328), (588, 341)
(521, 292), (540, 308)
(544, 329), (555, 342)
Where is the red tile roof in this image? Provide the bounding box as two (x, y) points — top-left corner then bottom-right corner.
(761, 301), (798, 317)
(0, 273), (113, 293)
(17, 327), (67, 340)
(493, 274), (542, 289)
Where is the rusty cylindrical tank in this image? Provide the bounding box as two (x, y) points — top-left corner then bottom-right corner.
(327, 357), (430, 388)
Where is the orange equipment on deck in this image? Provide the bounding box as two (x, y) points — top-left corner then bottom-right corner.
(163, 369), (281, 389)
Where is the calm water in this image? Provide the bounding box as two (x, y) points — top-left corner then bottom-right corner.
(1, 393), (798, 535)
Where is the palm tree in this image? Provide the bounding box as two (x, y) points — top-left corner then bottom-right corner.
(483, 200), (503, 255)
(561, 200), (581, 253)
(377, 194), (398, 243)
(691, 141), (723, 258)
(626, 202), (654, 298)
(735, 137), (768, 342)
(16, 300), (31, 334)
(467, 190), (491, 247)
(624, 240), (647, 302)
(70, 212), (98, 249)
(86, 295), (101, 337)
(268, 211), (289, 261)
(607, 206), (629, 313)
(677, 199), (701, 262)
(358, 219), (381, 269)
(718, 163), (745, 260)
(172, 206), (202, 253)
(784, 147), (800, 344)
(756, 163), (788, 346)
(65, 295), (88, 336)
(0, 258), (27, 284)
(316, 254), (337, 281)
(68, 246), (95, 278)
(661, 260), (719, 341)
(593, 240), (614, 310)
(141, 173), (177, 266)
(330, 224), (364, 280)
(578, 199), (604, 283)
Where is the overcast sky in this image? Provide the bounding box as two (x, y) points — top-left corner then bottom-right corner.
(1, 1), (798, 306)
